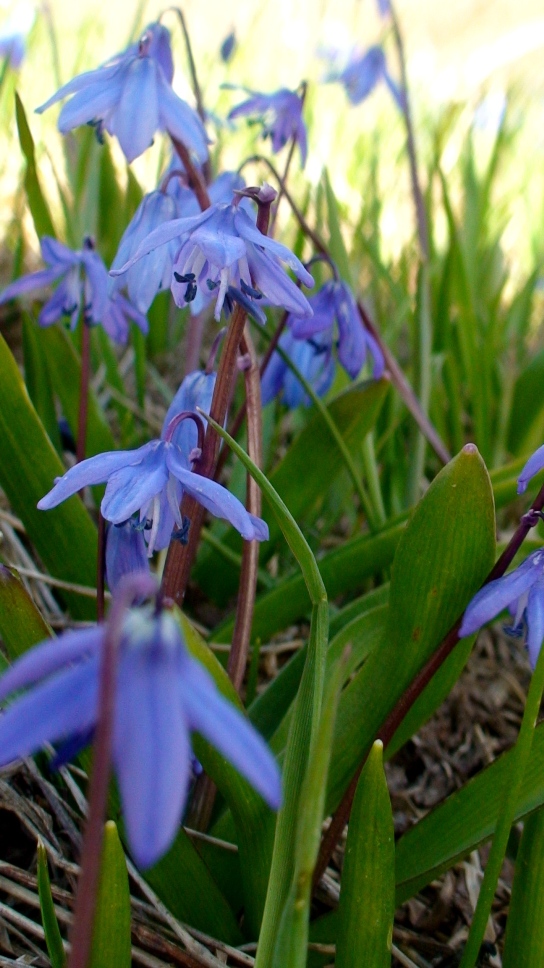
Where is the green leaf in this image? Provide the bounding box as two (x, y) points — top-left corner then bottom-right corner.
(90, 821), (131, 968)
(36, 326), (116, 458)
(37, 840), (66, 968)
(22, 316), (62, 453)
(336, 741), (394, 968)
(15, 93), (56, 239)
(0, 334), (97, 620)
(272, 651), (345, 968)
(502, 807), (544, 968)
(325, 444), (496, 814)
(0, 565), (52, 661)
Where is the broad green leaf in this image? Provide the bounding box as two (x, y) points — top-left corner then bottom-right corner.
(0, 334), (97, 620)
(502, 807), (544, 968)
(36, 326), (116, 458)
(22, 317), (62, 453)
(37, 840), (66, 968)
(336, 741), (394, 968)
(264, 378), (389, 548)
(325, 444), (495, 814)
(15, 93), (56, 239)
(272, 652), (344, 968)
(90, 821), (131, 968)
(394, 720), (544, 903)
(0, 565), (52, 660)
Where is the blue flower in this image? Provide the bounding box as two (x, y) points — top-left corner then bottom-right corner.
(220, 31), (236, 64)
(227, 86), (307, 167)
(0, 604), (282, 867)
(38, 371), (267, 556)
(110, 200), (314, 323)
(289, 279), (385, 380)
(36, 23), (209, 165)
(105, 521), (150, 595)
(325, 45), (403, 110)
(459, 550), (544, 669)
(110, 191), (179, 313)
(261, 327), (335, 408)
(0, 2), (34, 69)
(0, 236), (147, 344)
(517, 446), (544, 495)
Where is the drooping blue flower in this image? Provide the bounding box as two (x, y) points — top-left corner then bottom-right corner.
(110, 200), (314, 323)
(220, 31), (236, 64)
(261, 327), (336, 408)
(0, 236), (147, 344)
(227, 86), (307, 167)
(0, 1), (34, 69)
(162, 369), (216, 450)
(289, 279), (385, 380)
(105, 521), (150, 595)
(110, 171), (248, 314)
(38, 373), (267, 556)
(325, 45), (404, 110)
(36, 23), (209, 165)
(459, 550), (544, 670)
(0, 604), (282, 867)
(517, 446), (544, 495)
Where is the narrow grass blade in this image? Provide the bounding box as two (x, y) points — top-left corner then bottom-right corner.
(90, 821), (131, 968)
(37, 840), (66, 968)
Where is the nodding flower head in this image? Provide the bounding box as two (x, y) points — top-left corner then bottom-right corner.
(38, 370), (267, 557)
(459, 549), (544, 670)
(110, 199), (314, 323)
(36, 22), (209, 165)
(0, 590), (282, 868)
(289, 278), (385, 380)
(261, 327), (336, 409)
(323, 44), (404, 110)
(0, 236), (147, 343)
(227, 85), (308, 167)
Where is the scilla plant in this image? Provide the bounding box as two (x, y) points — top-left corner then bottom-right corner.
(0, 2), (543, 967)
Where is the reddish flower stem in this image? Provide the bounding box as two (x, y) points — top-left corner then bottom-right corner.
(76, 322), (91, 464)
(171, 137), (211, 211)
(68, 574), (156, 968)
(312, 477), (544, 890)
(268, 81), (307, 237)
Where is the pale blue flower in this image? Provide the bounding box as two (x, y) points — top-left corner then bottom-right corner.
(0, 1), (34, 69)
(110, 200), (314, 323)
(227, 85), (307, 167)
(289, 279), (385, 380)
(261, 327), (335, 408)
(110, 190), (179, 313)
(105, 521), (150, 595)
(36, 23), (209, 165)
(0, 604), (282, 867)
(325, 45), (404, 110)
(459, 550), (544, 669)
(0, 236), (147, 343)
(38, 369), (266, 556)
(517, 446), (544, 495)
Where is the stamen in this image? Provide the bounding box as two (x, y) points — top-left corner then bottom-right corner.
(240, 278), (262, 300)
(173, 272), (196, 283)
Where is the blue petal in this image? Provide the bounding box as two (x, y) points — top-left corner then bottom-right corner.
(0, 658), (99, 766)
(38, 270), (81, 328)
(180, 655), (282, 810)
(190, 223), (246, 268)
(459, 551), (544, 638)
(162, 370), (216, 446)
(335, 286), (366, 378)
(0, 627), (101, 703)
(56, 78), (123, 133)
(112, 57), (159, 163)
(105, 523), (150, 595)
(260, 351), (287, 406)
(156, 71), (209, 164)
(165, 445), (269, 541)
(518, 445), (544, 494)
(101, 443), (168, 523)
(527, 579), (544, 669)
(109, 211), (214, 276)
(234, 208), (314, 287)
(41, 237), (81, 268)
(36, 59), (127, 114)
(38, 443), (156, 510)
(0, 267), (65, 304)
(114, 649), (190, 868)
(246, 247), (313, 317)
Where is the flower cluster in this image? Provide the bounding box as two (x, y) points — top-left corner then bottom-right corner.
(0, 599), (281, 868)
(0, 236), (147, 344)
(36, 22), (209, 164)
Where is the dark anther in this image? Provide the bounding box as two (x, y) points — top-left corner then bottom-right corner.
(62, 303), (78, 318)
(174, 271), (196, 283)
(172, 517), (191, 545)
(185, 282), (197, 302)
(206, 279), (219, 291)
(240, 278), (262, 299)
